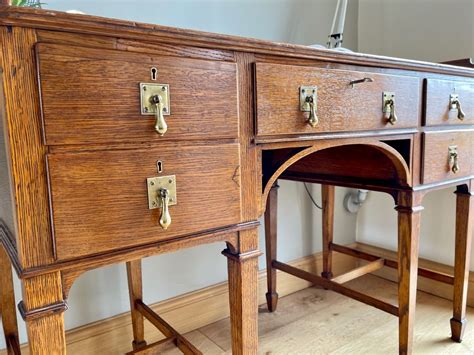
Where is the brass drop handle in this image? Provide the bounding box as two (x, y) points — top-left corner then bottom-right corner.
(158, 188), (171, 230)
(449, 147), (460, 174)
(150, 94), (168, 136)
(384, 99), (398, 125)
(451, 97), (465, 120)
(306, 96), (319, 127)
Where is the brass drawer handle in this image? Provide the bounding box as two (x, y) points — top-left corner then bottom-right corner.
(306, 96), (319, 127)
(383, 92), (397, 125)
(450, 94), (465, 120)
(150, 94), (168, 136)
(300, 86), (318, 127)
(448, 145), (460, 174)
(159, 188), (172, 229)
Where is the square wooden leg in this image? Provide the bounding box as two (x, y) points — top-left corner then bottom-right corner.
(21, 273), (67, 355)
(223, 229), (260, 355)
(0, 245), (20, 354)
(321, 185), (335, 279)
(264, 183), (279, 312)
(451, 185), (474, 342)
(396, 191), (423, 355)
(127, 259), (147, 350)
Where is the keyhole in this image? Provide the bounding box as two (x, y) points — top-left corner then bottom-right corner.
(157, 160), (163, 173)
(151, 67), (158, 81)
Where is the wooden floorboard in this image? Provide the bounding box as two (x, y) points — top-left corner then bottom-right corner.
(4, 274), (474, 354)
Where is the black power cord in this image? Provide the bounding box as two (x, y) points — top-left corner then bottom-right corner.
(303, 182), (322, 210)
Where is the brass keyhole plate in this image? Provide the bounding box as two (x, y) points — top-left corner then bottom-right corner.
(140, 83), (171, 116)
(147, 175), (177, 209)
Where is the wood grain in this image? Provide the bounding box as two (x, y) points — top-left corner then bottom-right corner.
(425, 78), (474, 126)
(36, 43), (239, 145)
(255, 63), (421, 136)
(321, 185), (335, 279)
(47, 143), (242, 260)
(422, 130), (474, 184)
(0, 26), (54, 268)
(264, 183), (278, 312)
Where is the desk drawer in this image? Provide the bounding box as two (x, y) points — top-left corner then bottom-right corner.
(425, 79), (474, 126)
(36, 43), (238, 145)
(255, 63), (421, 136)
(47, 143), (241, 260)
(422, 130), (474, 184)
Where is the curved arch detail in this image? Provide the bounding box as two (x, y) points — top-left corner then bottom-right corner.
(261, 141), (411, 213)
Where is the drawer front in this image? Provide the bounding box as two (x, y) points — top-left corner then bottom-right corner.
(36, 43), (238, 145)
(47, 143), (241, 260)
(422, 130), (474, 184)
(255, 63), (421, 136)
(425, 79), (474, 126)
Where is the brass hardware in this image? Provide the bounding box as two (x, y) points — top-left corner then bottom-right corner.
(449, 94), (465, 120)
(382, 92), (397, 125)
(147, 175), (177, 230)
(448, 145), (460, 174)
(156, 160), (163, 173)
(350, 77), (374, 88)
(150, 67), (158, 81)
(300, 86), (318, 127)
(140, 83), (170, 136)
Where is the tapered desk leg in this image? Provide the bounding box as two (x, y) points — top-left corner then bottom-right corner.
(21, 272), (67, 355)
(127, 259), (147, 349)
(451, 185), (474, 342)
(0, 245), (20, 354)
(265, 182), (279, 312)
(321, 185), (335, 279)
(223, 229), (260, 355)
(396, 191), (423, 355)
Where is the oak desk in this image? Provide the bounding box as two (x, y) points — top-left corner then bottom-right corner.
(0, 7), (472, 355)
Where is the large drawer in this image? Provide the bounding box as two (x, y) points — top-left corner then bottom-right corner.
(422, 130), (474, 184)
(46, 143), (242, 260)
(255, 63), (421, 136)
(36, 43), (238, 145)
(424, 79), (474, 126)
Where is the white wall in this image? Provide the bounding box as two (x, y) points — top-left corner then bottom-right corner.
(356, 0), (474, 267)
(1, 0), (359, 349)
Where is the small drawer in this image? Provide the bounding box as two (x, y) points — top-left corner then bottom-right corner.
(424, 79), (474, 126)
(36, 43), (238, 145)
(422, 130), (474, 184)
(46, 143), (241, 260)
(255, 63), (421, 137)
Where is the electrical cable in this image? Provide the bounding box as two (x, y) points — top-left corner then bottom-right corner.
(303, 182), (322, 210)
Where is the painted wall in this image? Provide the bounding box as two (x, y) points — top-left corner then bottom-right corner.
(356, 0), (474, 267)
(0, 0), (359, 349)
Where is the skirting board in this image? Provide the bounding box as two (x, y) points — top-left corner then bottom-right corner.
(3, 242), (473, 353)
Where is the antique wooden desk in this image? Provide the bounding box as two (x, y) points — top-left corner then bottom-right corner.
(0, 7), (472, 355)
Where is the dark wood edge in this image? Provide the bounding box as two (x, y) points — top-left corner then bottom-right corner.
(6, 335), (21, 355)
(18, 300), (68, 321)
(221, 248), (262, 262)
(0, 223), (22, 276)
(272, 260), (399, 316)
(330, 243), (454, 285)
(0, 7), (474, 78)
(19, 221), (259, 279)
(442, 58), (474, 68)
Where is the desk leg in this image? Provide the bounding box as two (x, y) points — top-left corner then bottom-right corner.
(127, 259), (147, 349)
(321, 185), (335, 279)
(22, 272), (67, 355)
(224, 229), (260, 355)
(0, 245), (20, 354)
(396, 191), (423, 355)
(265, 183), (279, 312)
(451, 186), (474, 342)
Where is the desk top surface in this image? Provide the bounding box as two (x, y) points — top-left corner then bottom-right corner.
(1, 6), (473, 78)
